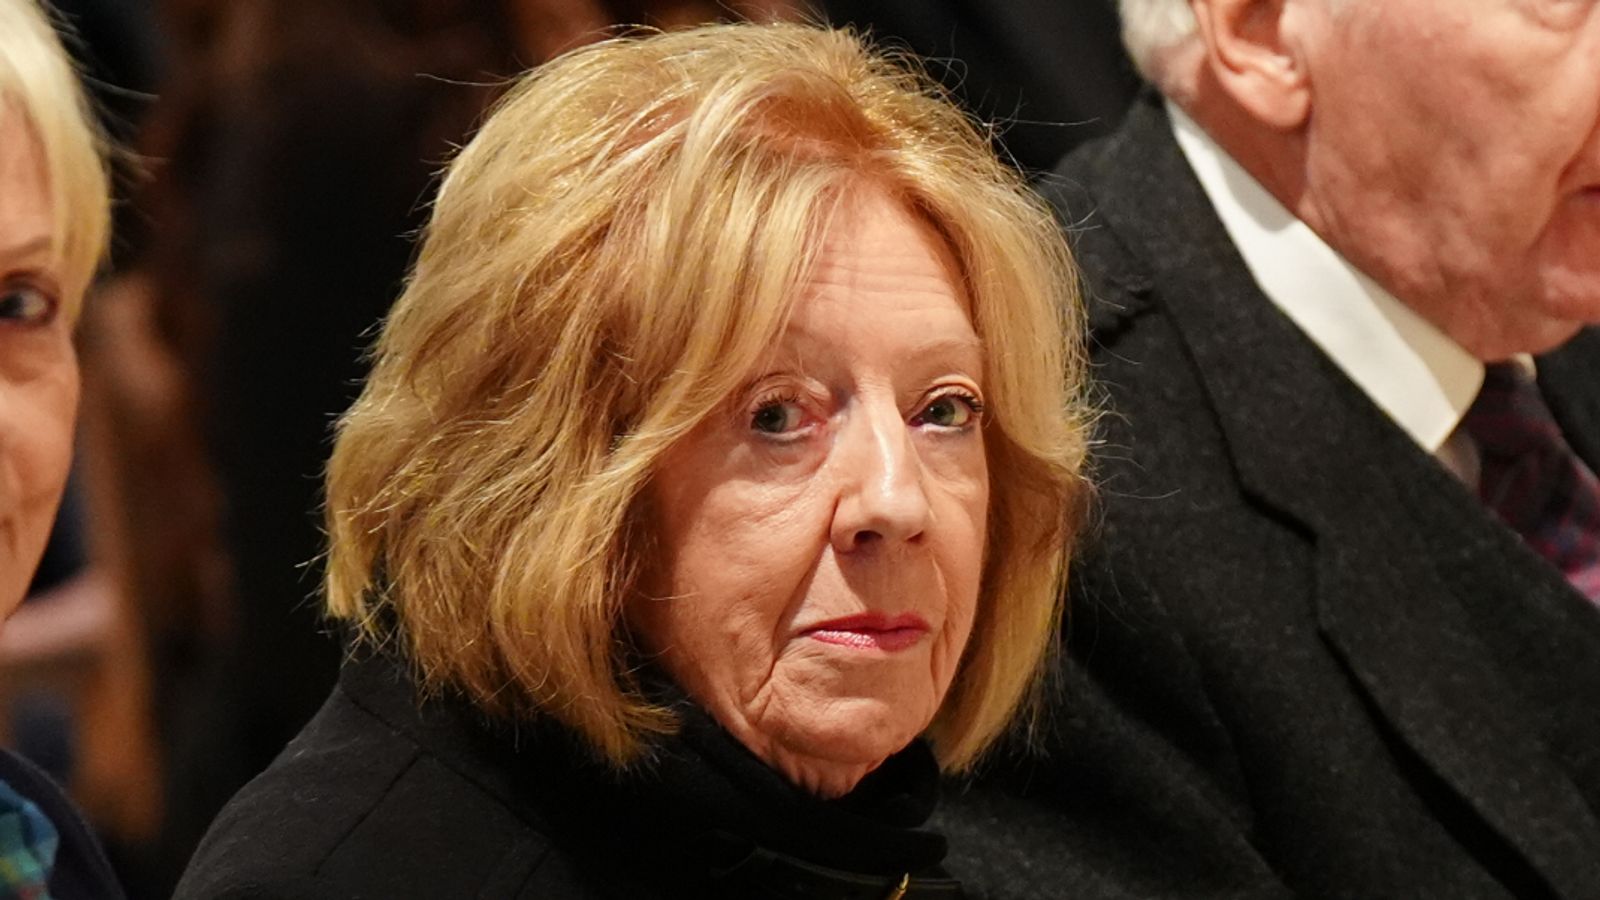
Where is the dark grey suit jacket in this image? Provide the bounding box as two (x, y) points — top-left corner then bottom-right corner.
(940, 95), (1600, 899)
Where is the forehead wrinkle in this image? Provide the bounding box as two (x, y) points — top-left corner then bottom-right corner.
(765, 319), (982, 381)
(806, 240), (962, 297)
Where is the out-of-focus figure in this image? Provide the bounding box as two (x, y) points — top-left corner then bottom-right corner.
(0, 0), (124, 895)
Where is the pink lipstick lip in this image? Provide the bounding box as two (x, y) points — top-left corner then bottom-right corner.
(802, 613), (930, 652)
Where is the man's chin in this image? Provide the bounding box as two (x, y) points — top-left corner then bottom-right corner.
(1536, 211), (1600, 326)
(1542, 283), (1600, 333)
(1471, 317), (1584, 361)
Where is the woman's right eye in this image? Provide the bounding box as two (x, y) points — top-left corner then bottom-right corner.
(751, 396), (807, 436)
(0, 283), (58, 328)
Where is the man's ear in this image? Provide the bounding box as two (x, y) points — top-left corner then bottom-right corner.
(1190, 0), (1311, 130)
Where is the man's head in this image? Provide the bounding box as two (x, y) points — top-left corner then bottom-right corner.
(1122, 0), (1600, 360)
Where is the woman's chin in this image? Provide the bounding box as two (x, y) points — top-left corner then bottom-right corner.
(742, 694), (935, 797)
(776, 757), (880, 800)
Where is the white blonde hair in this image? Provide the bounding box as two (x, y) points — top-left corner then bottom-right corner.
(0, 0), (110, 307)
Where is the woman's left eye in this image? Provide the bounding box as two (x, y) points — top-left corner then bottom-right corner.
(913, 391), (983, 429)
(0, 284), (58, 328)
(750, 396), (808, 436)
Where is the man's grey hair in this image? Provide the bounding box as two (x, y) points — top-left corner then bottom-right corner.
(1119, 0), (1201, 88)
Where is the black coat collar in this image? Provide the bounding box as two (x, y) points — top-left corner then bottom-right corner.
(1052, 95), (1600, 896)
(337, 652), (962, 898)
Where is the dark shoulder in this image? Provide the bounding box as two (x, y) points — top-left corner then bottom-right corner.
(173, 686), (588, 900)
(1030, 98), (1242, 500)
(1035, 104), (1170, 349)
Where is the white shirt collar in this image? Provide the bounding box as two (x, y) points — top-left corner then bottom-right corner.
(1167, 101), (1484, 454)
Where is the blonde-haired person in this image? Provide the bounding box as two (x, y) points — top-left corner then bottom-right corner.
(178, 21), (1090, 899)
(0, 0), (121, 897)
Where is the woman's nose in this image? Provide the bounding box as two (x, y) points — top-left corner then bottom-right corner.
(829, 402), (931, 552)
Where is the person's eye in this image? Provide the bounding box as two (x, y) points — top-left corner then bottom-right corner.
(750, 394), (808, 436)
(0, 283), (59, 328)
(913, 389), (984, 430)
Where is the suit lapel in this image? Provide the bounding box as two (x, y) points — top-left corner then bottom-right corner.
(1064, 97), (1600, 894)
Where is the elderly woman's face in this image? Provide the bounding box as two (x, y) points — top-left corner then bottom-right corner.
(0, 109), (77, 616)
(634, 189), (987, 796)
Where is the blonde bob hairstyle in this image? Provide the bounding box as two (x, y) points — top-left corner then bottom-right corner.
(326, 22), (1092, 772)
(0, 0), (109, 308)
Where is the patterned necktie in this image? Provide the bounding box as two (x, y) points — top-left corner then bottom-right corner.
(1462, 362), (1600, 602)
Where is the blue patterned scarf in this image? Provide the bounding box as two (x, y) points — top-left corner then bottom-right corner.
(0, 776), (58, 899)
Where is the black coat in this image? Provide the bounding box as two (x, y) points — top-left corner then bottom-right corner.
(174, 653), (965, 899)
(939, 95), (1600, 899)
